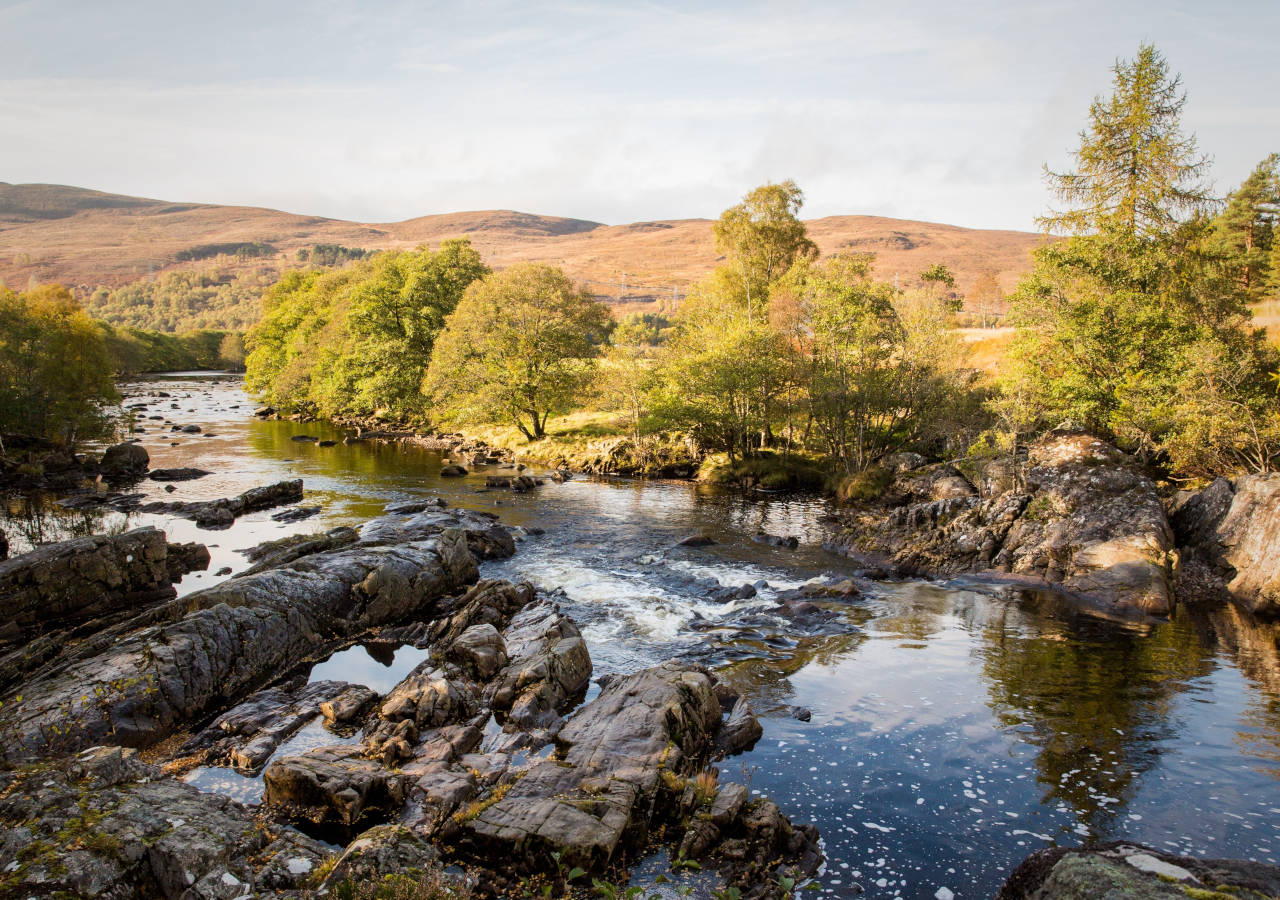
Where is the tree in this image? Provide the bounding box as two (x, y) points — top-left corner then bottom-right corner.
(424, 263), (611, 439)
(712, 180), (818, 319)
(918, 263), (962, 311)
(218, 332), (247, 370)
(1007, 44), (1280, 475)
(0, 285), (118, 447)
(969, 270), (1005, 327)
(1213, 153), (1280, 303)
(244, 240), (488, 421)
(1042, 43), (1211, 240)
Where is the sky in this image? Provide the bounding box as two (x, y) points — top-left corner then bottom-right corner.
(1, 0), (1276, 231)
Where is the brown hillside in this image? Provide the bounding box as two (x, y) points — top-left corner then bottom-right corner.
(0, 183), (1046, 317)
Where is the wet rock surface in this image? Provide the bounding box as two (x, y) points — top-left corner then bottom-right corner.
(830, 432), (1177, 616)
(0, 528), (210, 694)
(997, 842), (1280, 900)
(0, 505), (495, 762)
(137, 478), (305, 528)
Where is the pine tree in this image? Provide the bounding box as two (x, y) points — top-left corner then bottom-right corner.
(1041, 43), (1211, 240)
(1214, 153), (1280, 303)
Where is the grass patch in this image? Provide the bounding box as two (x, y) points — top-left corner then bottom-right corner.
(697, 451), (827, 490)
(833, 465), (894, 504)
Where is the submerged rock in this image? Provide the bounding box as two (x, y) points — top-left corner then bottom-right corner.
(271, 505), (322, 523)
(148, 467), (212, 482)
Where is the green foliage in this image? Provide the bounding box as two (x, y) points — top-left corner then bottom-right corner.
(425, 262), (612, 439)
(1211, 153), (1279, 304)
(86, 266), (273, 332)
(0, 285), (119, 447)
(1008, 44), (1280, 477)
(650, 278), (792, 462)
(611, 312), (670, 346)
(698, 451), (827, 490)
(174, 241), (274, 263)
(712, 179), (817, 315)
(99, 325), (244, 375)
(247, 239), (489, 422)
(298, 244), (371, 267)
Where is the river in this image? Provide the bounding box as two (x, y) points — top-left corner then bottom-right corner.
(6, 374), (1280, 900)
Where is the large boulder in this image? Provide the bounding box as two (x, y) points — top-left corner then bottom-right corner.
(831, 432), (1177, 616)
(264, 745), (408, 826)
(1172, 473), (1280, 619)
(0, 528), (211, 695)
(99, 441), (149, 478)
(459, 661), (725, 871)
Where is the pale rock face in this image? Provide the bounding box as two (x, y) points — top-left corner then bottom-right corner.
(1173, 473), (1280, 619)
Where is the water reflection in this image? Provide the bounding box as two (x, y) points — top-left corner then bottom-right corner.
(978, 603), (1213, 838)
(2, 492), (128, 555)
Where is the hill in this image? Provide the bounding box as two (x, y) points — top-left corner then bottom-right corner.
(0, 182), (1047, 327)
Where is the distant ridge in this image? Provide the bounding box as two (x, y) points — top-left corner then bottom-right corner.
(0, 182), (1046, 317)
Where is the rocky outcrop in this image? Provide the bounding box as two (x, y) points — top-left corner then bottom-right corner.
(997, 842), (1280, 899)
(457, 660), (818, 885)
(138, 478), (305, 528)
(0, 506), (499, 762)
(0, 746), (334, 898)
(1172, 473), (1280, 619)
(180, 678), (372, 773)
(0, 528), (211, 694)
(831, 432), (1177, 616)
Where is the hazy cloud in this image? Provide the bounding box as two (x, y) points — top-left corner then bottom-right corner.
(1, 0), (1276, 228)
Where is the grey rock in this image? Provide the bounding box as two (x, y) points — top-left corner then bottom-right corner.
(1173, 474), (1280, 619)
(0, 746), (333, 898)
(715, 697), (763, 755)
(0, 510), (483, 762)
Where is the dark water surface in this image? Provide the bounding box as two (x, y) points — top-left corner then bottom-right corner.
(6, 375), (1279, 899)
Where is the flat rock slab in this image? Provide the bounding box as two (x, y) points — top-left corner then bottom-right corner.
(0, 507), (498, 763)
